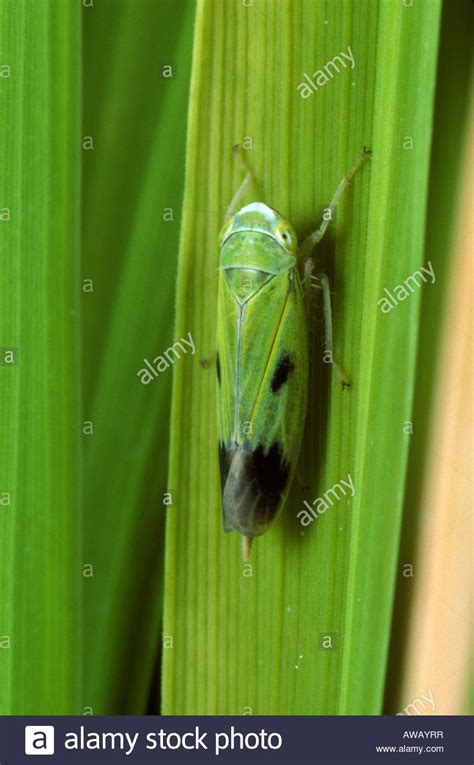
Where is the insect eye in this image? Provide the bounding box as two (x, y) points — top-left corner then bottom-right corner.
(275, 225), (295, 249)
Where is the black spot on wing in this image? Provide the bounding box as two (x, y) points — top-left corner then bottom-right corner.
(219, 441), (231, 493)
(248, 443), (289, 501)
(216, 351), (221, 386)
(271, 352), (294, 393)
(222, 442), (290, 536)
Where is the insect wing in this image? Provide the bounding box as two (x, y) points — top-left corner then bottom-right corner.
(217, 268), (308, 537)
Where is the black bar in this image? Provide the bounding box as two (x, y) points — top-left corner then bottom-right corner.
(1, 715), (472, 764)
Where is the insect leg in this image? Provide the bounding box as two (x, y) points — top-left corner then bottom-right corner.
(224, 144), (256, 222)
(318, 272), (350, 389)
(301, 254), (316, 315)
(300, 146), (371, 259)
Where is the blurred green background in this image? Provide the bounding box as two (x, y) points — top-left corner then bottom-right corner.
(0, 0), (471, 716)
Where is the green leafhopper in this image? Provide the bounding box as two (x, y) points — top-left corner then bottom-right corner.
(216, 146), (370, 559)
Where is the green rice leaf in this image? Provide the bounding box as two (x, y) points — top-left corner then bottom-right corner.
(163, 0), (442, 714)
(82, 0), (195, 713)
(0, 0), (81, 714)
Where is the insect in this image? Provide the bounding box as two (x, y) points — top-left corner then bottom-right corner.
(216, 146), (370, 559)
